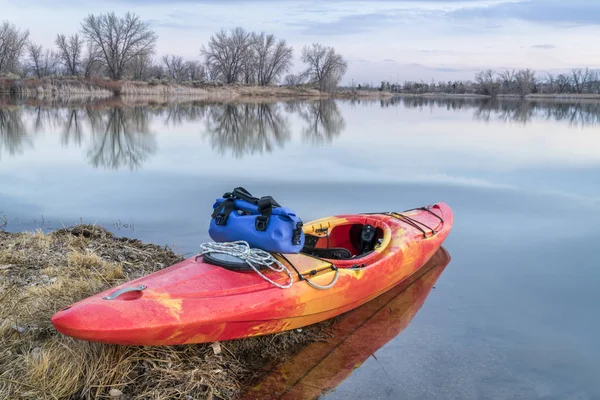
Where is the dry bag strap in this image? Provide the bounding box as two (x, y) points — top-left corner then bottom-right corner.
(255, 196), (280, 231)
(212, 198), (235, 226)
(227, 187), (259, 204)
(223, 188), (282, 232)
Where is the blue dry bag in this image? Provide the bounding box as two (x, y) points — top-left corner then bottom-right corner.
(208, 187), (305, 254)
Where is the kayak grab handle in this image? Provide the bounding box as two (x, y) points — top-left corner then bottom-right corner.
(102, 285), (147, 300)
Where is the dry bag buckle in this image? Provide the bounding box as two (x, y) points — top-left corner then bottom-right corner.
(292, 221), (303, 245)
(255, 215), (269, 231)
(215, 213), (228, 226)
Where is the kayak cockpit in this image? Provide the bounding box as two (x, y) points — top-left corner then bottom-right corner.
(300, 215), (392, 262)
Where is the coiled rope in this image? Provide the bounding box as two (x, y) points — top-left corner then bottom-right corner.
(199, 241), (293, 289)
(199, 241), (340, 290)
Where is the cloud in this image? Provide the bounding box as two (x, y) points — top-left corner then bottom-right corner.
(419, 49), (471, 54)
(531, 44), (556, 49)
(449, 0), (600, 25)
(405, 62), (466, 73)
(383, 59), (396, 63)
(290, 12), (398, 36)
(148, 19), (201, 31)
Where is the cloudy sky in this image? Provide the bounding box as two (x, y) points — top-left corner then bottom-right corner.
(3, 0), (599, 84)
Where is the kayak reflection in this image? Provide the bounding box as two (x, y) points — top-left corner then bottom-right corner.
(243, 246), (451, 400)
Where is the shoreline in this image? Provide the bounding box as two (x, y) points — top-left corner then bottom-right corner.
(0, 225), (333, 399)
(0, 77), (392, 101)
(389, 92), (600, 100)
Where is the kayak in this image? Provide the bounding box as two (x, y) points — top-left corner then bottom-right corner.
(51, 202), (453, 345)
(243, 246), (451, 400)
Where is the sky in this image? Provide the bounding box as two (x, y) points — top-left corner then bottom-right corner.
(3, 0), (600, 84)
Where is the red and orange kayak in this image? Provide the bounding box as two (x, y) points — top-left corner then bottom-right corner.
(51, 203), (453, 346)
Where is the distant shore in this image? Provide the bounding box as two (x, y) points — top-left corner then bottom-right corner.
(390, 92), (600, 100)
(0, 77), (392, 101)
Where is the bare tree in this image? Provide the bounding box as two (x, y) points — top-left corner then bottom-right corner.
(162, 54), (186, 82)
(589, 69), (600, 94)
(27, 43), (59, 78)
(82, 41), (102, 78)
(201, 27), (253, 84)
(251, 32), (293, 86)
(555, 74), (570, 93)
(515, 69), (536, 96)
(130, 53), (154, 81)
(301, 43), (348, 92)
(185, 61), (205, 81)
(543, 73), (555, 94)
(241, 55), (257, 85)
(55, 33), (83, 76)
(81, 12), (157, 80)
(474, 69), (500, 97)
(571, 68), (592, 93)
(0, 21), (30, 74)
(204, 60), (219, 81)
(498, 69), (516, 94)
(147, 63), (166, 80)
(284, 73), (307, 86)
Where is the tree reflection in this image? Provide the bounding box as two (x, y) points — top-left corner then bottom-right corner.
(384, 96), (600, 127)
(86, 107), (157, 170)
(295, 100), (345, 144)
(61, 109), (84, 146)
(163, 101), (207, 126)
(3, 95), (600, 167)
(204, 102), (291, 157)
(0, 107), (31, 158)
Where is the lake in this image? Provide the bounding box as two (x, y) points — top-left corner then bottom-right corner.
(1, 95), (599, 399)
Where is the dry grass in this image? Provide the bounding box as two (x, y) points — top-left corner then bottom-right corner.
(0, 77), (392, 101)
(0, 225), (329, 399)
(0, 77), (115, 97)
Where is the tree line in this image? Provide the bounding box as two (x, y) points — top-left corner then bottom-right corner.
(374, 68), (600, 97)
(0, 13), (348, 92)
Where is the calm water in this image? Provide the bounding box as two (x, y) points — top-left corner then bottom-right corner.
(1, 96), (600, 399)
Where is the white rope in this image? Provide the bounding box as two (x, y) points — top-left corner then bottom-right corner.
(199, 241), (294, 289)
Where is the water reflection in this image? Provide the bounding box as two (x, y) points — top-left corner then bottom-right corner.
(0, 107), (30, 157)
(294, 100), (345, 144)
(163, 101), (207, 127)
(243, 247), (451, 400)
(86, 107), (156, 170)
(204, 103), (291, 158)
(2, 96), (600, 169)
(61, 109), (84, 147)
(376, 96), (600, 127)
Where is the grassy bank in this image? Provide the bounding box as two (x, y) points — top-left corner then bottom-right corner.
(0, 226), (331, 399)
(0, 77), (391, 101)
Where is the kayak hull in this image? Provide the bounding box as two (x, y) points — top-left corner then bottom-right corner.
(51, 203), (454, 345)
